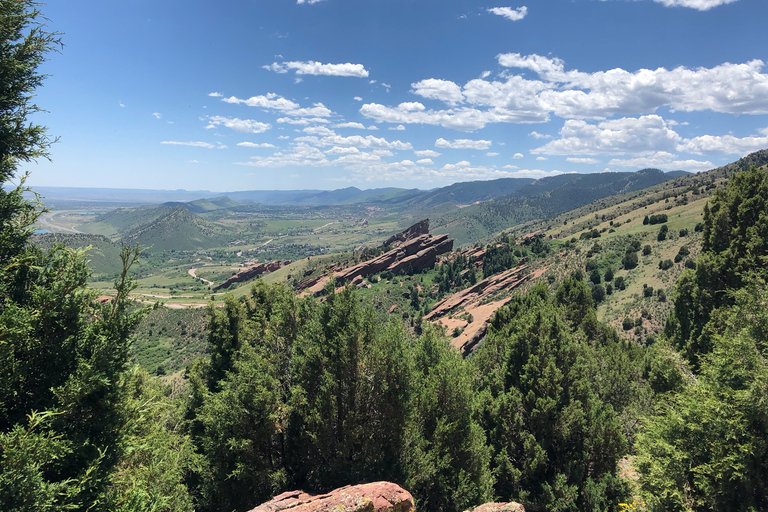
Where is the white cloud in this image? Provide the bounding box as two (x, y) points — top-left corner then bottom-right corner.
(264, 60), (369, 78)
(414, 149), (441, 157)
(297, 0), (326, 4)
(503, 164), (519, 169)
(411, 79), (464, 105)
(513, 153), (524, 159)
(416, 158), (434, 165)
(152, 112), (162, 119)
(486, 152), (500, 156)
(334, 122), (367, 129)
(119, 101), (125, 108)
(607, 151), (714, 172)
(161, 140), (227, 149)
(534, 115), (681, 155)
(646, 0), (739, 10)
(497, 53), (565, 75)
(303, 125), (336, 136)
(677, 128), (768, 155)
(566, 157), (600, 164)
(389, 125), (406, 131)
(354, 96), (363, 101)
(529, 131), (551, 139)
(365, 55), (768, 132)
(436, 138), (492, 150)
(205, 116), (271, 134)
(208, 92), (223, 97)
(237, 142), (276, 148)
(277, 117), (331, 125)
(536, 156), (547, 161)
(278, 135), (291, 140)
(237, 143), (329, 168)
(367, 125), (378, 130)
(295, 131), (414, 151)
(487, 6), (528, 21)
(221, 93), (333, 118)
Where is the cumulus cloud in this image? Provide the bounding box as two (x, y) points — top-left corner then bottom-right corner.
(389, 125), (406, 131)
(205, 116), (271, 134)
(237, 142), (276, 148)
(416, 158), (434, 165)
(513, 153), (524, 159)
(487, 6), (528, 20)
(361, 101), (546, 132)
(277, 117), (331, 125)
(533, 115), (681, 155)
(208, 92), (223, 97)
(677, 128), (768, 155)
(161, 140), (227, 149)
(295, 130), (414, 151)
(607, 151), (714, 172)
(629, 0), (740, 10)
(486, 152), (500, 156)
(529, 131), (551, 139)
(435, 138), (492, 150)
(566, 157), (600, 164)
(334, 122), (367, 129)
(264, 60), (369, 78)
(363, 55), (768, 131)
(221, 93), (333, 118)
(414, 149), (441, 157)
(411, 79), (464, 105)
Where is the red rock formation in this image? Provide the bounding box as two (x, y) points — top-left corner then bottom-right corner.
(426, 265), (548, 355)
(214, 260), (292, 291)
(300, 233), (453, 296)
(246, 482), (414, 512)
(470, 503), (525, 512)
(384, 219), (430, 246)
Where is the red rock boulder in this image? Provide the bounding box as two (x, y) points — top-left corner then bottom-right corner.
(247, 482), (414, 512)
(470, 503), (525, 512)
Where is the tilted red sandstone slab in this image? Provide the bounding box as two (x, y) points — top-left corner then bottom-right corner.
(246, 482), (414, 512)
(470, 503), (525, 512)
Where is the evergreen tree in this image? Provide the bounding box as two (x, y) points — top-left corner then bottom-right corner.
(474, 284), (633, 512)
(0, 5), (145, 509)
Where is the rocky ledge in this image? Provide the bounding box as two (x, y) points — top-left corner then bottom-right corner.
(214, 260), (291, 291)
(298, 221), (453, 296)
(246, 482), (525, 512)
(247, 482), (414, 512)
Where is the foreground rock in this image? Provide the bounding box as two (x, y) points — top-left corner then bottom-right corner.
(214, 259), (291, 291)
(470, 503), (525, 512)
(247, 482), (414, 512)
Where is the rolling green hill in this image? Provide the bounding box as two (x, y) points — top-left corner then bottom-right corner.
(122, 205), (234, 251)
(427, 169), (689, 246)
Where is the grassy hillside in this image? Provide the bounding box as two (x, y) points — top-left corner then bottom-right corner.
(31, 233), (125, 280)
(123, 205), (235, 251)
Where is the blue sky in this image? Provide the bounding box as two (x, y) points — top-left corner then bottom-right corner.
(27, 0), (768, 191)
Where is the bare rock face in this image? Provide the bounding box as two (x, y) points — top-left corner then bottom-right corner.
(384, 219), (430, 246)
(247, 482), (415, 512)
(469, 503), (525, 512)
(213, 260), (291, 291)
(300, 233), (453, 296)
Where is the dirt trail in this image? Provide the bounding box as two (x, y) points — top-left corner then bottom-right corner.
(188, 268), (214, 286)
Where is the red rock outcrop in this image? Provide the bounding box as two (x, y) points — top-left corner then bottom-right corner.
(247, 482), (414, 512)
(470, 503), (525, 512)
(214, 260), (292, 291)
(300, 233), (453, 296)
(426, 265), (548, 355)
(384, 219), (430, 246)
